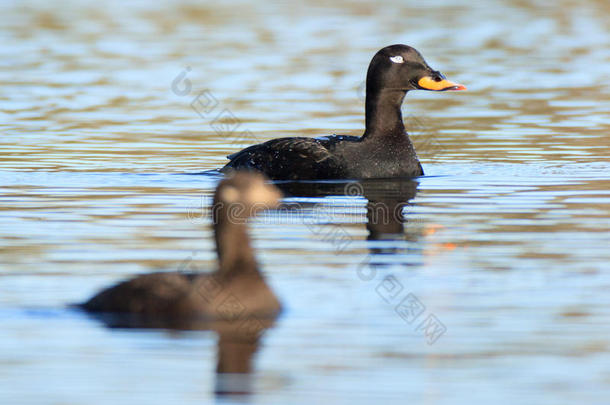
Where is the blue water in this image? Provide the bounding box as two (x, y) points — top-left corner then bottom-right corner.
(1, 0), (610, 404)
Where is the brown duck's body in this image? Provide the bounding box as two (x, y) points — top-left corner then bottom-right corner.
(79, 270), (280, 320)
(79, 173), (282, 322)
(220, 44), (465, 180)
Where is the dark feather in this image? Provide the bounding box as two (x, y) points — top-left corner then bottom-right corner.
(222, 135), (359, 180)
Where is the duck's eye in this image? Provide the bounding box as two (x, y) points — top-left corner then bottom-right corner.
(434, 77), (442, 82)
(389, 55), (404, 64)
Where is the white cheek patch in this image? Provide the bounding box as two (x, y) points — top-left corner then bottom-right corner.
(389, 55), (404, 64)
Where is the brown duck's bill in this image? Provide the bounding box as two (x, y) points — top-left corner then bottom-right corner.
(417, 76), (467, 91)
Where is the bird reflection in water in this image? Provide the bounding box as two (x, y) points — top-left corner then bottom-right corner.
(276, 177), (420, 259)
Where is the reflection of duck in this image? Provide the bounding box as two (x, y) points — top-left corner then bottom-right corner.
(79, 172), (282, 323)
(362, 180), (418, 243)
(213, 319), (275, 396)
(221, 44), (465, 180)
(276, 178), (419, 251)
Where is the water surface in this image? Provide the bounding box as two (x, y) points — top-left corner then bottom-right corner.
(1, 0), (609, 404)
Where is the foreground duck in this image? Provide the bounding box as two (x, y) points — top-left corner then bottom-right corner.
(221, 44), (465, 180)
(79, 173), (282, 324)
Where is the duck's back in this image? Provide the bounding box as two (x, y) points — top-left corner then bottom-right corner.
(221, 134), (423, 180)
(80, 271), (281, 320)
(80, 272), (199, 316)
(221, 136), (358, 180)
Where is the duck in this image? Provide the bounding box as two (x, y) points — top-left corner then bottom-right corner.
(220, 44), (465, 180)
(78, 172), (283, 324)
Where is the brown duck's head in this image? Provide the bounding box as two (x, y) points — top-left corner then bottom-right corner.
(367, 44), (466, 93)
(213, 172), (282, 221)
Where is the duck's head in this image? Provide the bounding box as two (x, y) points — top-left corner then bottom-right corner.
(213, 172), (282, 221)
(367, 44), (466, 93)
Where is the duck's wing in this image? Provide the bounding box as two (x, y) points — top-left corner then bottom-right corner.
(221, 135), (359, 180)
(80, 272), (196, 315)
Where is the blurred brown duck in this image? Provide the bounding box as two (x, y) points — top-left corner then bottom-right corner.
(79, 172), (282, 323)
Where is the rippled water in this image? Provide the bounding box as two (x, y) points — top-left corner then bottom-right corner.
(1, 0), (610, 404)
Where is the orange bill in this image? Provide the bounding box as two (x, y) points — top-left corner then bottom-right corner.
(417, 76), (466, 91)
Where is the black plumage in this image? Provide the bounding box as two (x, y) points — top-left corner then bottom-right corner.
(221, 44), (465, 180)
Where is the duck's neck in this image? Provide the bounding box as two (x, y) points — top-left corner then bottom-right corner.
(214, 209), (258, 278)
(363, 89), (407, 140)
